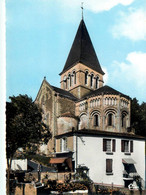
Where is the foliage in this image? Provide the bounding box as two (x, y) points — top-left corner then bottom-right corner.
(47, 181), (88, 193)
(6, 94), (52, 161)
(73, 166), (93, 191)
(95, 185), (126, 195)
(131, 98), (146, 137)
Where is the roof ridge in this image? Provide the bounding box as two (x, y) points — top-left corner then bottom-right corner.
(51, 85), (78, 101)
(80, 85), (130, 100)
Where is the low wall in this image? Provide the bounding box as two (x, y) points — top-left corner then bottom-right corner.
(15, 183), (36, 195)
(41, 172), (73, 183)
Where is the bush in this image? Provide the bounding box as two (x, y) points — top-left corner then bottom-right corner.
(47, 181), (88, 193)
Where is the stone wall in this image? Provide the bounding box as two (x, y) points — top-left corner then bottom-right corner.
(58, 97), (75, 115)
(60, 63), (104, 99)
(15, 183), (36, 195)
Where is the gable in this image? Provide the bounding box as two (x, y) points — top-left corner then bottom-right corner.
(35, 79), (53, 105)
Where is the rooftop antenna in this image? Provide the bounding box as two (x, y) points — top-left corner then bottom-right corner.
(81, 2), (84, 20)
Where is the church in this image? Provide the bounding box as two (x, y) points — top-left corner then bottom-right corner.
(35, 19), (145, 188)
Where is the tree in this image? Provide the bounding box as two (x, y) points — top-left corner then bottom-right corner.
(131, 98), (146, 137)
(6, 94), (51, 194)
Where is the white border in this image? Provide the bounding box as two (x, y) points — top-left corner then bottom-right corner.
(0, 0), (6, 194)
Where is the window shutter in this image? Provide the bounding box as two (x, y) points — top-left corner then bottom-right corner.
(121, 140), (124, 152)
(130, 141), (133, 153)
(106, 159), (112, 173)
(103, 139), (106, 151)
(112, 139), (116, 152)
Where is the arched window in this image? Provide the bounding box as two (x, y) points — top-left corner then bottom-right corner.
(112, 98), (114, 105)
(63, 76), (67, 89)
(73, 71), (76, 85)
(94, 114), (99, 126)
(95, 99), (98, 107)
(121, 112), (127, 128)
(109, 98), (111, 105)
(114, 98), (117, 105)
(68, 74), (71, 87)
(98, 99), (100, 106)
(95, 77), (99, 89)
(93, 100), (95, 107)
(90, 73), (94, 87)
(85, 71), (88, 85)
(106, 98), (108, 105)
(108, 113), (113, 126)
(90, 100), (93, 108)
(67, 76), (69, 89)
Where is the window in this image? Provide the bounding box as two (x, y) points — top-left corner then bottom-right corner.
(60, 137), (68, 152)
(85, 71), (88, 85)
(63, 76), (67, 89)
(94, 114), (99, 126)
(103, 139), (116, 152)
(67, 77), (69, 89)
(121, 113), (127, 128)
(64, 137), (67, 151)
(95, 77), (99, 89)
(73, 71), (76, 85)
(106, 159), (113, 174)
(90, 74), (94, 87)
(68, 74), (71, 87)
(121, 140), (133, 153)
(108, 113), (113, 126)
(106, 112), (116, 126)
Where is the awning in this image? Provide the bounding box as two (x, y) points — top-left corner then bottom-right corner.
(50, 157), (68, 164)
(49, 157), (73, 171)
(122, 158), (136, 164)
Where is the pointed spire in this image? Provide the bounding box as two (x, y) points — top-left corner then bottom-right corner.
(60, 19), (104, 75)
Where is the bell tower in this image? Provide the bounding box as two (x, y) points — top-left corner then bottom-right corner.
(60, 19), (104, 99)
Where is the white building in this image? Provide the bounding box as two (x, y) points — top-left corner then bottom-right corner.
(55, 130), (145, 188)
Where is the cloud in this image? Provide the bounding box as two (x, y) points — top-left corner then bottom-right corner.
(58, 0), (134, 13)
(84, 0), (134, 13)
(109, 52), (146, 102)
(112, 9), (146, 41)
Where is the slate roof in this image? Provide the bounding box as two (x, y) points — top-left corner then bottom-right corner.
(51, 85), (78, 101)
(55, 129), (145, 140)
(60, 19), (104, 75)
(82, 85), (130, 100)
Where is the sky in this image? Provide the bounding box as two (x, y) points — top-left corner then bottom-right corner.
(6, 0), (146, 103)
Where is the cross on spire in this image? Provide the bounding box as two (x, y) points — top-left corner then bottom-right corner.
(81, 2), (84, 19)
